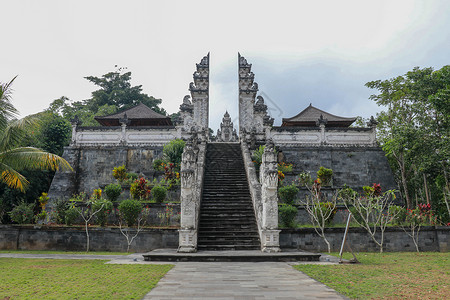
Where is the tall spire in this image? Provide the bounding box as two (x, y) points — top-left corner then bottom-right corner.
(188, 53), (210, 132)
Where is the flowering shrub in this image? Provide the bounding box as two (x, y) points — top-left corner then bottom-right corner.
(278, 170), (285, 182)
(372, 183), (382, 196)
(35, 192), (50, 223)
(152, 158), (166, 171)
(164, 163), (176, 181)
(317, 166), (333, 186)
(91, 189), (102, 201)
(8, 201), (34, 224)
(130, 177), (151, 200)
(418, 203), (431, 214)
(113, 165), (128, 183)
(297, 172), (313, 187)
(157, 203), (175, 226)
(277, 162), (293, 173)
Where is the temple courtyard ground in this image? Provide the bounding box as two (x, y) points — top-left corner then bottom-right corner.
(0, 251), (448, 299)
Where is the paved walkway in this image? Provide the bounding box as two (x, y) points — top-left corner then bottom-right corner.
(1, 253), (346, 299)
(143, 261), (345, 299)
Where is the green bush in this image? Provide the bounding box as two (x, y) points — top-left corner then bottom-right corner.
(8, 201), (35, 224)
(338, 185), (358, 202)
(278, 184), (299, 205)
(53, 198), (69, 224)
(104, 184), (122, 202)
(252, 145), (265, 166)
(152, 159), (166, 171)
(163, 139), (185, 167)
(127, 172), (138, 180)
(118, 199), (143, 226)
(279, 204), (298, 228)
(152, 185), (168, 203)
(317, 166), (333, 186)
(92, 198), (113, 226)
(64, 206), (79, 225)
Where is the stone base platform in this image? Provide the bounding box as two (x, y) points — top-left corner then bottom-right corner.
(142, 249), (321, 262)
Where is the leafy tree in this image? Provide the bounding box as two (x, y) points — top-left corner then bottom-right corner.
(0, 77), (72, 192)
(84, 68), (167, 115)
(366, 66), (449, 218)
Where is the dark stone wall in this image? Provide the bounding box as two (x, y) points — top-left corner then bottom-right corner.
(278, 146), (397, 192)
(280, 226), (449, 252)
(48, 146), (165, 202)
(0, 225), (178, 252)
(1, 225), (447, 253)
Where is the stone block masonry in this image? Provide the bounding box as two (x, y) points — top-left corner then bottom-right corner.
(48, 145), (164, 202)
(281, 226), (449, 252)
(280, 146), (397, 191)
(0, 225), (178, 252)
(1, 225), (447, 252)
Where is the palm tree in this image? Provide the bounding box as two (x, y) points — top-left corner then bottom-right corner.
(0, 76), (72, 192)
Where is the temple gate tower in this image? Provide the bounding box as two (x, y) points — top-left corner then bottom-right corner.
(189, 53), (209, 132)
(238, 53), (258, 135)
(216, 111), (238, 142)
(238, 53), (274, 143)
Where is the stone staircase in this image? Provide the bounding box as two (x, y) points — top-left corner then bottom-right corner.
(198, 143), (260, 251)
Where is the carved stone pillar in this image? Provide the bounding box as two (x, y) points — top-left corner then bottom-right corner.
(119, 113), (130, 145)
(260, 139), (281, 252)
(367, 115), (378, 146)
(316, 114), (328, 144)
(70, 116), (82, 146)
(178, 139), (198, 253)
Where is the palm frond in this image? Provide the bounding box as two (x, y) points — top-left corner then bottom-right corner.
(0, 76), (19, 126)
(0, 115), (41, 152)
(0, 162), (29, 192)
(0, 147), (73, 172)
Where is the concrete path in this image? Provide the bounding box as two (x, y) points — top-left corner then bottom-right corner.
(143, 261), (346, 300)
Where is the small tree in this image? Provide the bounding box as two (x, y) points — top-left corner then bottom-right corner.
(401, 203), (436, 252)
(302, 179), (337, 253)
(117, 200), (150, 252)
(73, 192), (106, 252)
(341, 186), (398, 253)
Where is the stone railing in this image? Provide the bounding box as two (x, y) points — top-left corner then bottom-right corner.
(178, 133), (206, 252)
(70, 125), (188, 147)
(269, 126), (377, 147)
(241, 139), (281, 252)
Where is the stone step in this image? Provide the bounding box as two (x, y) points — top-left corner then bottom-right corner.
(197, 245), (260, 251)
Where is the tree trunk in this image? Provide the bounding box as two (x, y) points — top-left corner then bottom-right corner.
(399, 158), (412, 209)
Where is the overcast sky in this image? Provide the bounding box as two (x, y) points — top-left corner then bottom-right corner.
(2, 0), (449, 131)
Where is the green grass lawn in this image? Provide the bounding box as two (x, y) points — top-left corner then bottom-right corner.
(0, 250), (129, 255)
(0, 258), (173, 299)
(294, 252), (450, 299)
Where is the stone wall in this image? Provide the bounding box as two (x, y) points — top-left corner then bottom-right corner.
(0, 225), (178, 252)
(48, 145), (165, 202)
(278, 146), (397, 192)
(280, 226), (449, 252)
(1, 225), (447, 253)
